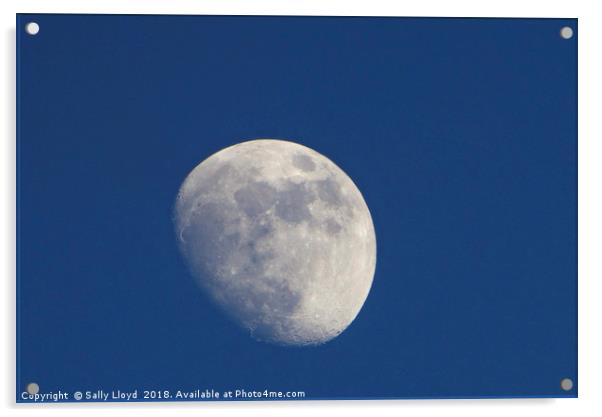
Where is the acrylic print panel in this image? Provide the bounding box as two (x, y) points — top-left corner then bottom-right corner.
(16, 14), (577, 402)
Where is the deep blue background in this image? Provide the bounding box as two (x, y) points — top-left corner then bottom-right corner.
(17, 15), (577, 400)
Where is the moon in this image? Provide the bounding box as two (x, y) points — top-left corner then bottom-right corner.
(174, 139), (376, 346)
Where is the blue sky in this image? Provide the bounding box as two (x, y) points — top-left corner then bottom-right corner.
(18, 14), (577, 400)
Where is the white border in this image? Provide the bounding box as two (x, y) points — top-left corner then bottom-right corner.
(2, 1), (600, 416)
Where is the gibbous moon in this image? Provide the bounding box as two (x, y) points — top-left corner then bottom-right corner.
(174, 140), (376, 346)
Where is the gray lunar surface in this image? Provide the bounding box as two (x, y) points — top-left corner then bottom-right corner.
(174, 140), (376, 345)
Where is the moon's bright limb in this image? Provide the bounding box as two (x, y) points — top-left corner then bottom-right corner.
(174, 140), (376, 346)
